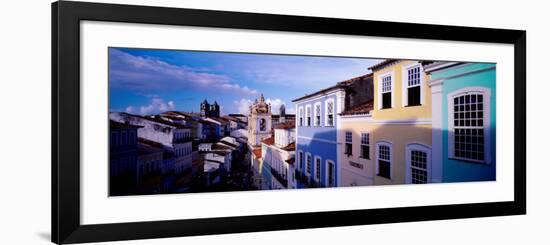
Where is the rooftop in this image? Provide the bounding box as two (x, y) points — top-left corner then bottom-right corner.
(368, 59), (398, 71)
(291, 73), (372, 102)
(291, 84), (344, 102)
(261, 137), (275, 146)
(110, 120), (142, 129)
(337, 73), (373, 86)
(274, 120), (295, 130)
(340, 100), (374, 116)
(285, 157), (295, 165)
(252, 148), (262, 159)
(281, 142), (296, 151)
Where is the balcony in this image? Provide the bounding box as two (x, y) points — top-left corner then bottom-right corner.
(294, 169), (321, 188)
(270, 168), (288, 188)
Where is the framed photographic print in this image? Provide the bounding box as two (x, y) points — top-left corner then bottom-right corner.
(52, 1), (526, 244)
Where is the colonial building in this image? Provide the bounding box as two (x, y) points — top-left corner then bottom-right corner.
(109, 112), (194, 189)
(136, 142), (164, 194)
(293, 74), (373, 188)
(247, 94), (272, 147)
(109, 120), (141, 195)
(338, 102), (376, 187)
(423, 61), (496, 182)
(360, 60), (433, 185)
(160, 111), (203, 140)
(260, 121), (297, 190)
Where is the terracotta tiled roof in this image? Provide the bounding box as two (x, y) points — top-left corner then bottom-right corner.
(261, 137), (275, 146)
(337, 73), (373, 86)
(252, 148), (262, 159)
(285, 157), (295, 165)
(281, 142), (296, 151)
(368, 59), (398, 71)
(340, 100), (374, 116)
(291, 73), (373, 102)
(274, 121), (295, 129)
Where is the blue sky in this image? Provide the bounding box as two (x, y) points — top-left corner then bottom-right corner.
(109, 47), (382, 115)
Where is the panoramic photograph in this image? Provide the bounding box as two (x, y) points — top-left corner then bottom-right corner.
(108, 47), (496, 196)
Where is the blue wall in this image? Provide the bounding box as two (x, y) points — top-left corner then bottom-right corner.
(434, 63), (496, 182)
(295, 93), (339, 187)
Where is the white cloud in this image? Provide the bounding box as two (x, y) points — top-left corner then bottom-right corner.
(234, 98), (253, 115)
(126, 97), (176, 116)
(125, 106), (135, 114)
(110, 49), (258, 96)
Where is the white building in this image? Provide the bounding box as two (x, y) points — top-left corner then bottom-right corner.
(110, 112), (193, 176)
(261, 121), (297, 189)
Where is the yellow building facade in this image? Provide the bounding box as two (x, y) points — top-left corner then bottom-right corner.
(338, 60), (436, 187)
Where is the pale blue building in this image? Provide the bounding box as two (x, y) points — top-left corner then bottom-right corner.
(292, 85), (345, 188)
(425, 62), (496, 182)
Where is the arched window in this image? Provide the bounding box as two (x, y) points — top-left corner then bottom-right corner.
(447, 87), (491, 163)
(259, 118), (266, 131)
(406, 143), (431, 184)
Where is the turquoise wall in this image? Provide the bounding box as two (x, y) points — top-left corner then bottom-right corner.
(437, 63), (497, 182)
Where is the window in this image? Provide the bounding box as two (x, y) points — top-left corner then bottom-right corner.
(326, 160), (335, 187)
(450, 91), (488, 162)
(406, 65), (422, 106)
(299, 151), (304, 170)
(306, 105), (312, 126)
(129, 131), (136, 144)
(410, 150), (428, 184)
(345, 131), (353, 156)
(121, 131), (127, 145)
(314, 103), (321, 126)
(298, 107), (304, 126)
(377, 143), (391, 179)
(111, 132), (118, 146)
(315, 157), (321, 181)
(381, 75), (392, 109)
(306, 153), (312, 175)
(259, 118), (266, 131)
(326, 100), (334, 126)
(360, 133), (370, 159)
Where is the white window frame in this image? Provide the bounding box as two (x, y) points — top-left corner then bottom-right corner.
(305, 152), (312, 176)
(345, 131), (353, 156)
(298, 150), (304, 171)
(305, 104), (312, 127)
(298, 106), (304, 127)
(324, 98), (335, 127)
(405, 143), (432, 184)
(447, 87), (491, 164)
(375, 141), (393, 179)
(360, 132), (370, 159)
(377, 71), (395, 109)
(314, 156), (322, 181)
(325, 159), (336, 187)
(401, 62), (425, 107)
(313, 102), (322, 126)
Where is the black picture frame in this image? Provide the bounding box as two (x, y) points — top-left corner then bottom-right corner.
(52, 1), (526, 244)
